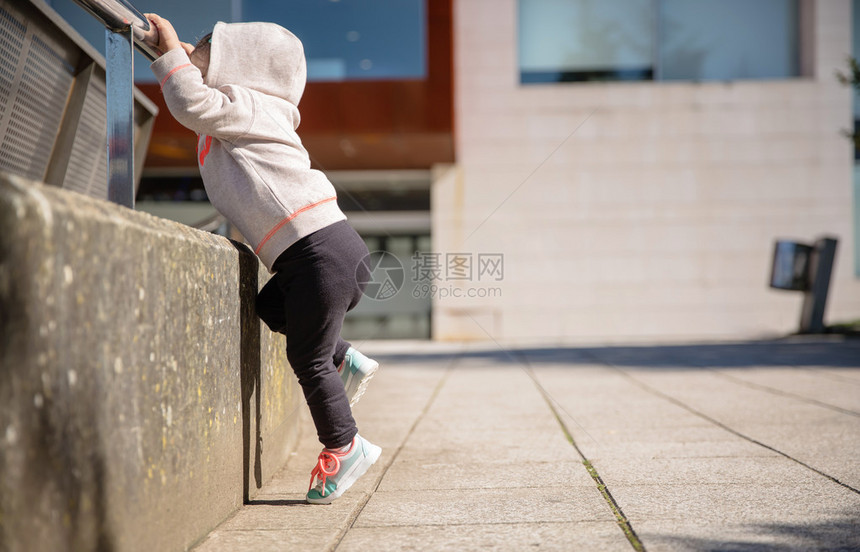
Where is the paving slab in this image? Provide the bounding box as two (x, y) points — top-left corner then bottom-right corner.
(192, 338), (860, 552)
(578, 426), (779, 460)
(523, 340), (860, 551)
(632, 517), (860, 552)
(337, 522), (629, 552)
(730, 423), (860, 490)
(529, 365), (714, 432)
(810, 366), (860, 385)
(622, 369), (850, 427)
(355, 345), (621, 534)
(338, 521), (632, 552)
(377, 457), (593, 492)
(591, 456), (826, 486)
(353, 487), (611, 527)
(419, 367), (559, 430)
(617, 368), (860, 490)
(194, 528), (343, 551)
(610, 482), (860, 524)
(710, 367), (860, 414)
(392, 426), (576, 464)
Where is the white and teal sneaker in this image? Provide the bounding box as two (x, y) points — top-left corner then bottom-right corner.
(338, 347), (379, 407)
(306, 434), (382, 504)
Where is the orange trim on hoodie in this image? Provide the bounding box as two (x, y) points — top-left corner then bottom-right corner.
(254, 197), (339, 255)
(198, 135), (213, 166)
(160, 63), (193, 89)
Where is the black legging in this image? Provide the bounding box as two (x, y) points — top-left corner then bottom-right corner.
(256, 220), (370, 449)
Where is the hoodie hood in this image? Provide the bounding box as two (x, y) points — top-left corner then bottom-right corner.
(205, 21), (307, 106)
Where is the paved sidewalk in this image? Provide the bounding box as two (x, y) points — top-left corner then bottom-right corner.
(193, 337), (860, 551)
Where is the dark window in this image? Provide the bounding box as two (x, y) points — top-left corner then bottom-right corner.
(518, 0), (799, 84)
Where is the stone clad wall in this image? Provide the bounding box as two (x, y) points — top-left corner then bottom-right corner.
(0, 174), (302, 552)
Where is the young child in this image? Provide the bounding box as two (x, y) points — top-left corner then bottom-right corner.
(142, 14), (381, 504)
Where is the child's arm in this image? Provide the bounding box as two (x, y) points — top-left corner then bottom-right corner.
(144, 14), (255, 139)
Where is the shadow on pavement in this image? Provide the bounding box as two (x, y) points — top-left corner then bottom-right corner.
(644, 511), (860, 551)
(246, 499), (308, 507)
(371, 338), (860, 370)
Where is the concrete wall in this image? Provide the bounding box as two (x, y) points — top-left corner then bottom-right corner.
(434, 0), (860, 341)
(0, 174), (302, 551)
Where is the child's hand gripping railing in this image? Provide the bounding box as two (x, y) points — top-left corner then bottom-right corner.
(71, 0), (158, 209)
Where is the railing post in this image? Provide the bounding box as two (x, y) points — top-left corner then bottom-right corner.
(105, 25), (135, 208)
(72, 0), (159, 209)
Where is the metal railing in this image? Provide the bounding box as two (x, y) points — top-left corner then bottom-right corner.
(72, 0), (159, 60)
(71, 0), (235, 233)
(71, 0), (157, 208)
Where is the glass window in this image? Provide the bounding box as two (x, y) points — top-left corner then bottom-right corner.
(244, 0), (426, 82)
(518, 0), (799, 84)
(659, 0), (798, 81)
(519, 0), (653, 83)
(51, 0), (425, 83)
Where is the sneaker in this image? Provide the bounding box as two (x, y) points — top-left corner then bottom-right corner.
(306, 434), (382, 504)
(337, 347), (379, 407)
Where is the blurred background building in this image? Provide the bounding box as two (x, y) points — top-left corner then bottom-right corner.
(43, 0), (860, 342)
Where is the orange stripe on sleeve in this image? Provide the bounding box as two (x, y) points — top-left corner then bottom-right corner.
(160, 63), (193, 89)
(254, 197), (339, 255)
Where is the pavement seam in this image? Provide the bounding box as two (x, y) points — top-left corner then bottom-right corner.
(328, 354), (460, 552)
(708, 368), (860, 418)
(525, 363), (647, 552)
(609, 365), (860, 496)
(458, 318), (647, 551)
(343, 519), (615, 529)
(805, 366), (860, 387)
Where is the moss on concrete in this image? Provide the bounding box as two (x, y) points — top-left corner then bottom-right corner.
(0, 174), (302, 552)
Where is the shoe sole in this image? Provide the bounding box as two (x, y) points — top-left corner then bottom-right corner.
(345, 359), (379, 407)
(306, 442), (382, 505)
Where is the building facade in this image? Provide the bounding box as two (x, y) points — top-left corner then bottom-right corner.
(435, 0), (859, 341)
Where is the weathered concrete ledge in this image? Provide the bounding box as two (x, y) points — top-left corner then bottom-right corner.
(0, 174), (302, 551)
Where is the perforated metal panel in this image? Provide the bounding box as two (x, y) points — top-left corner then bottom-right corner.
(0, 0), (157, 203)
(63, 78), (108, 197)
(0, 6), (27, 173)
(0, 6), (24, 124)
(0, 6), (74, 182)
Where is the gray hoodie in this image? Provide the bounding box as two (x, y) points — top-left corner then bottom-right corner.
(151, 21), (346, 271)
